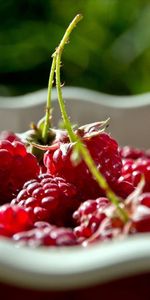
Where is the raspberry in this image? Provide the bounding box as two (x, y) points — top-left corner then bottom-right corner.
(113, 179), (135, 199)
(73, 192), (150, 245)
(0, 131), (21, 143)
(13, 221), (77, 247)
(119, 146), (150, 160)
(128, 193), (150, 233)
(120, 158), (150, 192)
(0, 140), (40, 204)
(82, 216), (123, 246)
(12, 173), (79, 227)
(44, 129), (122, 200)
(138, 192), (150, 207)
(0, 204), (32, 237)
(73, 197), (109, 240)
(130, 205), (150, 233)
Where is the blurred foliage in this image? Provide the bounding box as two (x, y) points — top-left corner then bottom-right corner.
(0, 0), (150, 96)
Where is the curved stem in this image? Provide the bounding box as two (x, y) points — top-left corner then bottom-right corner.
(55, 14), (83, 143)
(56, 14), (83, 56)
(55, 14), (128, 223)
(42, 14), (83, 144)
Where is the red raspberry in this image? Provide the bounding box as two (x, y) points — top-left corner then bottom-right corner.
(138, 192), (150, 208)
(119, 146), (150, 160)
(73, 197), (109, 240)
(130, 205), (150, 233)
(0, 131), (21, 143)
(0, 140), (40, 204)
(73, 192), (150, 245)
(82, 216), (123, 246)
(44, 130), (122, 200)
(13, 221), (78, 247)
(113, 179), (135, 199)
(120, 158), (150, 192)
(128, 193), (150, 233)
(0, 204), (32, 237)
(12, 173), (79, 227)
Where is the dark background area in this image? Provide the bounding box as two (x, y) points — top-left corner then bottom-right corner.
(0, 0), (150, 96)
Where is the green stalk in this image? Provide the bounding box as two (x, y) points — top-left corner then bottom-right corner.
(42, 54), (56, 143)
(56, 53), (76, 142)
(54, 14), (129, 223)
(55, 14), (83, 143)
(42, 14), (83, 144)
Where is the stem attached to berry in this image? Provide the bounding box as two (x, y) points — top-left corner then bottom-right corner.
(54, 14), (129, 223)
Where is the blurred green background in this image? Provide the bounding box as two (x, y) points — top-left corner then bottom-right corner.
(0, 0), (150, 96)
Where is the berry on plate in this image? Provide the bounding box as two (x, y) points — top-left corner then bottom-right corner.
(120, 158), (150, 192)
(44, 125), (122, 200)
(0, 140), (40, 204)
(13, 221), (78, 247)
(0, 204), (32, 237)
(12, 173), (79, 227)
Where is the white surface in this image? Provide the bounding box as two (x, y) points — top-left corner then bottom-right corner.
(1, 234), (150, 290)
(0, 87), (150, 148)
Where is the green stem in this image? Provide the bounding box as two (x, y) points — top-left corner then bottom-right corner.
(55, 14), (83, 143)
(42, 55), (56, 143)
(42, 14), (83, 144)
(56, 53), (76, 142)
(56, 14), (83, 57)
(55, 14), (128, 223)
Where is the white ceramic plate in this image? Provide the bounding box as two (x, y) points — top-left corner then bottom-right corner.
(0, 87), (150, 290)
(1, 234), (150, 290)
(0, 87), (150, 148)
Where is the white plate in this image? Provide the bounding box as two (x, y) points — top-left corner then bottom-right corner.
(0, 87), (150, 148)
(0, 234), (150, 290)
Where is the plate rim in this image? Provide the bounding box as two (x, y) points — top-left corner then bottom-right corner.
(1, 234), (150, 290)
